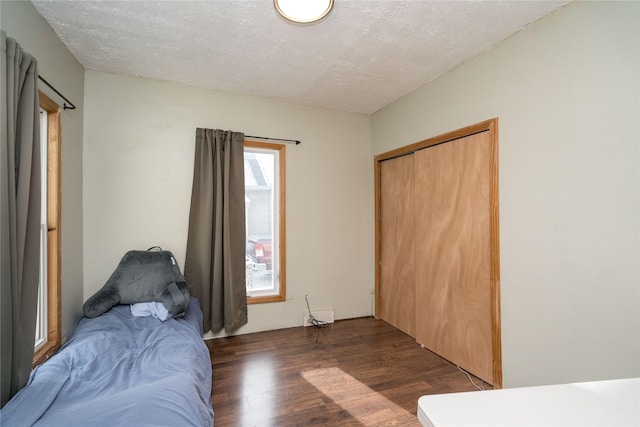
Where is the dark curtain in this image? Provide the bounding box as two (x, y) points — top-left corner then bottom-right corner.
(0, 31), (42, 408)
(184, 128), (247, 333)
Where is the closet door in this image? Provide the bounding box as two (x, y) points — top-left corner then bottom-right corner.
(414, 131), (494, 384)
(378, 154), (415, 337)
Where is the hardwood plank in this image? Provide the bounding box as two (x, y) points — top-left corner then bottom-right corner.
(208, 317), (490, 426)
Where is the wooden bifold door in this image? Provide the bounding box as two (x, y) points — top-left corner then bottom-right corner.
(375, 119), (501, 387)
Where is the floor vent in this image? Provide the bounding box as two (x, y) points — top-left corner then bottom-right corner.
(303, 309), (334, 327)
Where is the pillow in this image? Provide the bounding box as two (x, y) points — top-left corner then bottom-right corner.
(82, 247), (190, 318)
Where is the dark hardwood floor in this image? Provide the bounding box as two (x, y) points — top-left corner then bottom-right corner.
(207, 317), (490, 427)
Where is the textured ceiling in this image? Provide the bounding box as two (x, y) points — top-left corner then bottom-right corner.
(31, 0), (569, 114)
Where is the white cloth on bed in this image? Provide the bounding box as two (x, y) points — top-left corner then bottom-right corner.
(130, 302), (173, 321)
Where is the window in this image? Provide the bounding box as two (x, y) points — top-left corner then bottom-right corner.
(33, 92), (61, 367)
(244, 141), (286, 304)
(34, 106), (48, 350)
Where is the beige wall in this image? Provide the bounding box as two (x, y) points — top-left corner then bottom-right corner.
(4, 0), (638, 389)
(371, 0), (640, 387)
(82, 71), (374, 335)
(1, 0), (85, 342)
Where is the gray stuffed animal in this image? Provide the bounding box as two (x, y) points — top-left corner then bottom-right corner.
(83, 247), (190, 318)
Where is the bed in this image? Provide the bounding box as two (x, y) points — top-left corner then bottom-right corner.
(1, 297), (214, 427)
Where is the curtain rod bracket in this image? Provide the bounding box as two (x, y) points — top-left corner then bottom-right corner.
(38, 75), (76, 110)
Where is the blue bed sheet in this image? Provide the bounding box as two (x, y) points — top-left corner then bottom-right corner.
(1, 298), (214, 427)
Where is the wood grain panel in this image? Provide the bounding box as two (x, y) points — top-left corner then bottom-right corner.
(379, 154), (415, 337)
(414, 131), (493, 383)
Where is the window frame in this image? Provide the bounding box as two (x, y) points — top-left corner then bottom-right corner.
(244, 140), (286, 304)
(33, 91), (62, 367)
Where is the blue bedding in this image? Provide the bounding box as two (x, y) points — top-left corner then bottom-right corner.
(1, 298), (214, 427)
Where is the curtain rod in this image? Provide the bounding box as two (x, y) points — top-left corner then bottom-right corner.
(246, 135), (301, 145)
(38, 75), (76, 110)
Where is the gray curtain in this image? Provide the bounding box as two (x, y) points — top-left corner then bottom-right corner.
(0, 31), (42, 408)
(184, 128), (247, 333)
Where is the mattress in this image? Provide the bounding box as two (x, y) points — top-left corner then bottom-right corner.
(1, 298), (214, 427)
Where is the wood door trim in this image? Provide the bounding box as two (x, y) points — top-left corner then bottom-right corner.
(373, 118), (502, 388)
(375, 119), (497, 162)
(487, 119), (502, 388)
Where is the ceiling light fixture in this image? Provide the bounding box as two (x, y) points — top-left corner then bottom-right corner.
(274, 0), (334, 24)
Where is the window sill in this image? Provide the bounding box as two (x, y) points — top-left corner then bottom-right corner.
(33, 340), (60, 368)
(247, 294), (285, 304)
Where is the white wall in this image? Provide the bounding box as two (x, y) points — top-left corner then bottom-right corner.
(83, 71), (374, 335)
(0, 1), (85, 341)
(371, 0), (640, 387)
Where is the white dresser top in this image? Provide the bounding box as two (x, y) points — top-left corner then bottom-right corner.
(417, 377), (639, 426)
